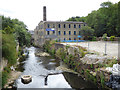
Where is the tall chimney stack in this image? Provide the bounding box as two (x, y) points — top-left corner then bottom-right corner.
(43, 6), (46, 21)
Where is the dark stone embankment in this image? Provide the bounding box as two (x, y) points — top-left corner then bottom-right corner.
(43, 40), (118, 89)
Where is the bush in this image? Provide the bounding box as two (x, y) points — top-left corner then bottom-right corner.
(2, 71), (8, 88)
(92, 36), (97, 41)
(2, 66), (11, 88)
(110, 36), (115, 41)
(2, 34), (17, 65)
(56, 48), (66, 60)
(102, 33), (107, 41)
(79, 48), (86, 57)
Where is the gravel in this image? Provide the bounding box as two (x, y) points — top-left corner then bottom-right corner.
(61, 41), (119, 59)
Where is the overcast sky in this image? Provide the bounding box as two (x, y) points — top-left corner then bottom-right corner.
(0, 0), (119, 30)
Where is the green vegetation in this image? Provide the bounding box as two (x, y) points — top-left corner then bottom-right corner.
(1, 15), (31, 88)
(2, 66), (11, 87)
(43, 40), (118, 88)
(110, 36), (115, 41)
(67, 1), (120, 37)
(92, 36), (97, 41)
(1, 16), (31, 47)
(102, 33), (107, 41)
(80, 26), (94, 40)
(100, 73), (105, 88)
(2, 34), (17, 65)
(79, 47), (87, 57)
(56, 48), (66, 60)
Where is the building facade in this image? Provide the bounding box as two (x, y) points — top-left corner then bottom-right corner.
(34, 21), (86, 46)
(34, 6), (86, 46)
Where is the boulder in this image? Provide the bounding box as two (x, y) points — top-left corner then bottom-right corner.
(35, 52), (50, 57)
(21, 75), (32, 84)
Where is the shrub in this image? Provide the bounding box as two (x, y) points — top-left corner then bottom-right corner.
(102, 33), (107, 41)
(100, 73), (105, 88)
(2, 66), (11, 88)
(63, 59), (69, 64)
(2, 34), (17, 65)
(110, 36), (115, 41)
(79, 48), (86, 57)
(50, 49), (55, 57)
(2, 71), (8, 88)
(92, 36), (96, 41)
(56, 48), (66, 60)
(50, 40), (56, 45)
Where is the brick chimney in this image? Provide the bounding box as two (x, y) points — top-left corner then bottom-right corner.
(43, 6), (46, 21)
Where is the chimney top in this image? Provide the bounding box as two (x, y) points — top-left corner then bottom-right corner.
(43, 6), (46, 21)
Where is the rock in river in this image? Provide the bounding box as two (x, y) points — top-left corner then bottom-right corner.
(35, 52), (50, 57)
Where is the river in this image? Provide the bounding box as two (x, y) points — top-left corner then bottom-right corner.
(15, 47), (96, 89)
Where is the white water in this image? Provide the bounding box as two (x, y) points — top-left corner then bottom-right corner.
(16, 47), (71, 88)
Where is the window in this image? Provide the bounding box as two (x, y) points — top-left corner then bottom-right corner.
(79, 25), (81, 28)
(64, 31), (66, 35)
(64, 24), (66, 28)
(53, 24), (55, 28)
(69, 38), (71, 40)
(53, 31), (55, 34)
(74, 31), (76, 35)
(58, 31), (61, 35)
(58, 24), (61, 28)
(59, 39), (61, 42)
(47, 31), (49, 35)
(69, 31), (71, 35)
(74, 24), (76, 28)
(64, 38), (66, 40)
(69, 24), (71, 28)
(47, 24), (50, 28)
(79, 31), (81, 35)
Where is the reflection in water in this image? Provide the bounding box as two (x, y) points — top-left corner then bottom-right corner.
(16, 47), (97, 89)
(63, 72), (97, 89)
(16, 47), (71, 88)
(44, 76), (48, 85)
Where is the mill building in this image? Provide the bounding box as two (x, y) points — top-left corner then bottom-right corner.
(34, 6), (86, 46)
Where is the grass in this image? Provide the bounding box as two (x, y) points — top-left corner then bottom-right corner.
(2, 66), (11, 88)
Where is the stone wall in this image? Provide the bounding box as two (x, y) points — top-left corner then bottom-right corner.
(44, 42), (116, 89)
(0, 58), (8, 71)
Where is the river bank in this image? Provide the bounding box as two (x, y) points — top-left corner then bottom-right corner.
(43, 40), (118, 89)
(2, 47), (29, 89)
(4, 71), (22, 88)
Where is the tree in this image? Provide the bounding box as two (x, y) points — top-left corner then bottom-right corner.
(1, 16), (31, 47)
(80, 26), (94, 40)
(117, 1), (120, 36)
(66, 1), (119, 37)
(100, 1), (113, 8)
(3, 26), (15, 34)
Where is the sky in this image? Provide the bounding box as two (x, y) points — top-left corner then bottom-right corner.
(0, 0), (119, 30)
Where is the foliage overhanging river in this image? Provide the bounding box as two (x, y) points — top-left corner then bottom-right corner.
(15, 47), (97, 89)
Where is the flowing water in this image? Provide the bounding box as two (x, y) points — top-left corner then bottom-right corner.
(16, 47), (96, 89)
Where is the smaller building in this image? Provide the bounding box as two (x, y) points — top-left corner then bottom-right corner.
(28, 30), (34, 44)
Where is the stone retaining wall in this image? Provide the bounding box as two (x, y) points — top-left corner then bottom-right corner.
(0, 58), (8, 71)
(43, 42), (117, 89)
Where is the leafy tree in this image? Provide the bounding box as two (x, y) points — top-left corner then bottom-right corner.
(80, 26), (94, 40)
(100, 1), (113, 8)
(66, 1), (119, 37)
(1, 16), (31, 47)
(3, 26), (15, 34)
(117, 1), (120, 36)
(67, 16), (86, 22)
(2, 34), (17, 65)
